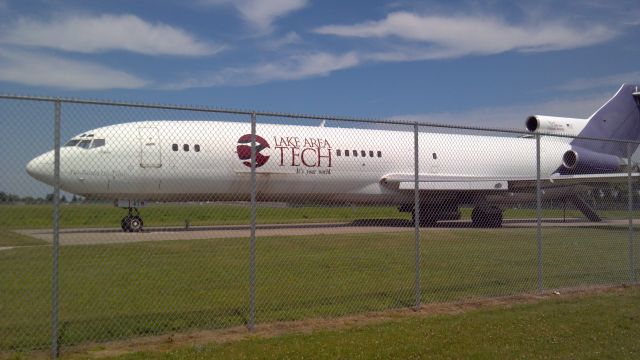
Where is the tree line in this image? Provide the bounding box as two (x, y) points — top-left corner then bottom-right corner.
(0, 191), (84, 204)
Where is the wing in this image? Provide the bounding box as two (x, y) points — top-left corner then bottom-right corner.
(381, 172), (640, 191)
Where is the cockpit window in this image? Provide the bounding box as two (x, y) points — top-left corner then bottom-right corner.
(91, 139), (105, 148)
(64, 139), (80, 147)
(78, 139), (92, 149)
(64, 138), (106, 149)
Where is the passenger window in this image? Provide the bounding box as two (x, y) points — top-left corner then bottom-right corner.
(377, 151), (382, 157)
(172, 144), (178, 151)
(91, 139), (105, 148)
(78, 140), (91, 149)
(336, 149), (341, 156)
(369, 150), (374, 157)
(432, 153), (437, 160)
(194, 144), (200, 152)
(64, 139), (80, 147)
(361, 150), (366, 157)
(353, 150), (357, 157)
(345, 150), (349, 157)
(183, 144), (189, 152)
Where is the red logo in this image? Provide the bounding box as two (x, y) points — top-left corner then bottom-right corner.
(237, 134), (270, 167)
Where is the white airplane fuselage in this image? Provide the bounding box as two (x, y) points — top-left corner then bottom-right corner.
(24, 84), (640, 230)
(26, 121), (572, 205)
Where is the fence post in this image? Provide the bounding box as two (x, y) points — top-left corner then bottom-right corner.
(628, 142), (636, 283)
(248, 112), (257, 331)
(51, 100), (61, 358)
(413, 123), (421, 309)
(536, 133), (543, 294)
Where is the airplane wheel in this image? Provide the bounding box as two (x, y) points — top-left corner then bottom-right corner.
(471, 207), (482, 227)
(472, 206), (503, 228)
(413, 210), (437, 227)
(492, 211), (503, 228)
(121, 216), (129, 231)
(128, 216), (143, 232)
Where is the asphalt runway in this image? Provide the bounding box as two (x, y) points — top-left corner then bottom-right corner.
(14, 218), (636, 246)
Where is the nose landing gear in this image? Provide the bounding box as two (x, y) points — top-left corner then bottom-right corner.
(121, 207), (144, 232)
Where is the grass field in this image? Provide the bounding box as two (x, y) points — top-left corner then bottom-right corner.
(0, 203), (408, 247)
(1, 203), (635, 231)
(0, 203), (410, 230)
(99, 287), (640, 360)
(1, 225), (638, 352)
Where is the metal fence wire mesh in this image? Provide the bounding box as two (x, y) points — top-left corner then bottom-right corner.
(0, 95), (638, 356)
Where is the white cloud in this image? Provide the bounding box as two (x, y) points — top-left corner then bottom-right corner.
(0, 48), (148, 90)
(167, 51), (359, 89)
(558, 72), (640, 91)
(201, 0), (308, 31)
(315, 12), (616, 58)
(261, 31), (302, 49)
(388, 93), (612, 130)
(248, 51), (359, 81)
(0, 14), (220, 56)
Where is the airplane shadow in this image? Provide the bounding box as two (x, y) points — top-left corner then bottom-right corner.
(348, 218), (591, 229)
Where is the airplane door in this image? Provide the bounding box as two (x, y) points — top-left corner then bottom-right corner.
(430, 151), (440, 173)
(139, 127), (162, 168)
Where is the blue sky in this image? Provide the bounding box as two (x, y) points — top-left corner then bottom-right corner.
(1, 0), (640, 197)
(0, 0), (638, 126)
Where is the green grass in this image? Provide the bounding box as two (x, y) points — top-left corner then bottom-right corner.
(0, 228), (46, 247)
(1, 227), (638, 352)
(0, 204), (409, 230)
(0, 203), (636, 232)
(104, 287), (640, 360)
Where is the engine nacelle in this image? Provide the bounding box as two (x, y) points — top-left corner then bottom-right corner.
(562, 146), (622, 174)
(525, 115), (587, 136)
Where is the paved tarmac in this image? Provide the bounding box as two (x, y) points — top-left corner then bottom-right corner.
(14, 218), (637, 246)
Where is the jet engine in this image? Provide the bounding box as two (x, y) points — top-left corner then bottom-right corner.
(561, 146), (622, 173)
(525, 115), (587, 136)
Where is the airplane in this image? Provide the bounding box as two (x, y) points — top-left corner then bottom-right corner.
(26, 84), (640, 232)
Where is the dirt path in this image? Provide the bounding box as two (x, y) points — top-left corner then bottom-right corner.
(25, 284), (632, 359)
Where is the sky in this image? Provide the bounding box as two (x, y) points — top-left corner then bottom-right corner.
(1, 0), (640, 196)
(0, 0), (638, 123)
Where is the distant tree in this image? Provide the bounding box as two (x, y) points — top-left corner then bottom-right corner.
(61, 195), (67, 203)
(23, 196), (36, 204)
(0, 191), (22, 203)
(71, 195), (77, 203)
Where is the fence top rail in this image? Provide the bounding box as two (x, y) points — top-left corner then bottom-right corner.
(1, 93), (638, 145)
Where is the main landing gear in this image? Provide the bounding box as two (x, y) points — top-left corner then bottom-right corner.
(471, 205), (503, 228)
(408, 204), (503, 228)
(121, 207), (144, 232)
(412, 208), (438, 227)
(410, 203), (461, 227)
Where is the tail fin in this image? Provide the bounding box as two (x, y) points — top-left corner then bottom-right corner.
(572, 84), (640, 157)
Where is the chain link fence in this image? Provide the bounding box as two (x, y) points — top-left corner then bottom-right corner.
(0, 94), (638, 357)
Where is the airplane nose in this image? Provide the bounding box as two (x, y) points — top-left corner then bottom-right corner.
(26, 152), (55, 185)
